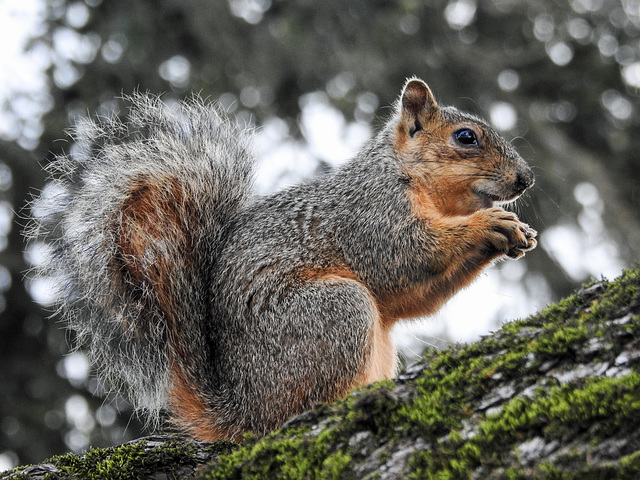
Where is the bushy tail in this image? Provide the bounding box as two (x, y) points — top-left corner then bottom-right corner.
(29, 94), (255, 431)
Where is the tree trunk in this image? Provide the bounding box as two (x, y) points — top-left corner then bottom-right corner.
(4, 267), (640, 479)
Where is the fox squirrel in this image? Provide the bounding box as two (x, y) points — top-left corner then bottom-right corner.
(30, 78), (536, 442)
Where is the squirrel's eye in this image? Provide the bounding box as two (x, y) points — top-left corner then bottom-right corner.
(454, 128), (479, 147)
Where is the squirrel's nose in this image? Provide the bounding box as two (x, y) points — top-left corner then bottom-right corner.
(516, 168), (535, 192)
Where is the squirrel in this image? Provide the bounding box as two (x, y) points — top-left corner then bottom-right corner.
(30, 78), (536, 442)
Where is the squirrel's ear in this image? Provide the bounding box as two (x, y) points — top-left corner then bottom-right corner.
(399, 78), (438, 136)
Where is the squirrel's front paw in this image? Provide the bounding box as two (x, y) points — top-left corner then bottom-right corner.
(482, 208), (537, 260)
(506, 222), (537, 259)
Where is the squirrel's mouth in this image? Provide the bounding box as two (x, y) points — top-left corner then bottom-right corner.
(473, 190), (516, 209)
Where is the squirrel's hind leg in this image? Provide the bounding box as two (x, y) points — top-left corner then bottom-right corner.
(293, 274), (397, 388)
(225, 274), (393, 437)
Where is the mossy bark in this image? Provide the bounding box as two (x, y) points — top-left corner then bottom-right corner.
(4, 267), (640, 479)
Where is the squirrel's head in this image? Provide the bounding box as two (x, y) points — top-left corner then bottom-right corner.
(393, 78), (534, 217)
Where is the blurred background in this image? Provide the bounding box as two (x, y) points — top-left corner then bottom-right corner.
(1, 0), (639, 468)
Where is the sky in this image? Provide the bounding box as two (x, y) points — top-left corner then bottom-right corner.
(0, 0), (49, 150)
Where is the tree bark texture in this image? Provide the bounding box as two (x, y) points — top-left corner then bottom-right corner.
(3, 267), (640, 479)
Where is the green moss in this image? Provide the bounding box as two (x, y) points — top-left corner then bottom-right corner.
(320, 451), (352, 480)
(530, 325), (589, 355)
(202, 418), (363, 480)
(619, 450), (640, 476)
(2, 438), (236, 480)
(533, 450), (640, 480)
(535, 294), (583, 324)
(475, 373), (640, 445)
